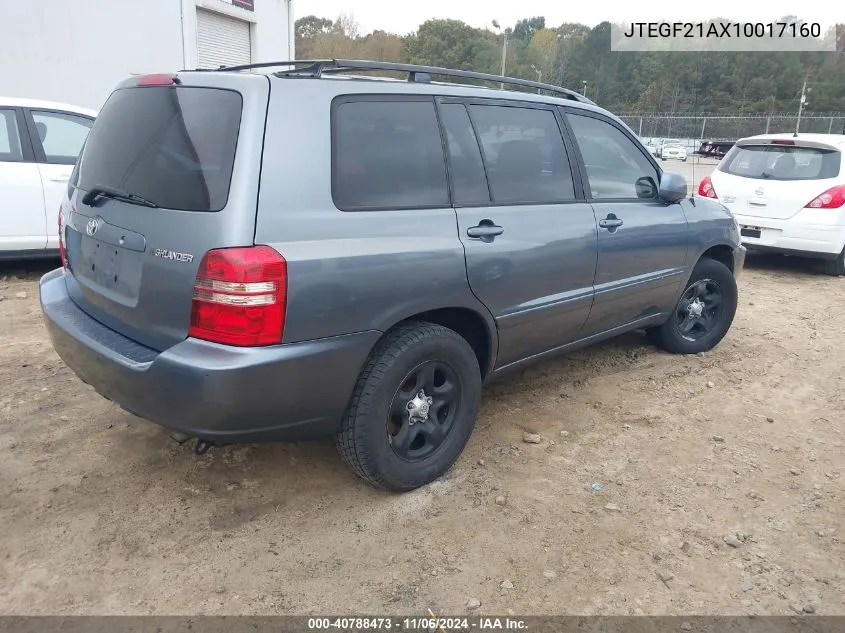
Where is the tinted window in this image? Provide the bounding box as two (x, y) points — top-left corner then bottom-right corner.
(30, 110), (93, 165)
(720, 145), (841, 181)
(470, 105), (574, 204)
(333, 100), (448, 210)
(0, 109), (23, 162)
(567, 113), (659, 200)
(440, 103), (490, 205)
(76, 87), (242, 212)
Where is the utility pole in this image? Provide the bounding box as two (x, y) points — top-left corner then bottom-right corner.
(492, 21), (508, 89)
(795, 78), (808, 137)
(531, 65), (542, 93)
(500, 31), (508, 89)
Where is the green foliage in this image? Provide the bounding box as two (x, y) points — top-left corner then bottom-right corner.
(294, 15), (845, 113)
(513, 17), (546, 44)
(406, 20), (499, 72)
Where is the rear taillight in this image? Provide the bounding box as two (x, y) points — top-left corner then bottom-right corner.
(698, 175), (718, 199)
(804, 185), (845, 209)
(58, 205), (68, 269)
(188, 246), (287, 347)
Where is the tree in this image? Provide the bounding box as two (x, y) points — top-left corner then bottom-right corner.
(294, 13), (845, 115)
(295, 15), (332, 40)
(358, 30), (407, 62)
(406, 20), (498, 72)
(513, 17), (545, 44)
(295, 15), (332, 58)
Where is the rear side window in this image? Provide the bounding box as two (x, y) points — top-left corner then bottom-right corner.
(469, 105), (575, 204)
(720, 145), (841, 181)
(439, 103), (490, 205)
(30, 110), (93, 165)
(0, 109), (23, 162)
(333, 99), (449, 211)
(76, 87), (242, 212)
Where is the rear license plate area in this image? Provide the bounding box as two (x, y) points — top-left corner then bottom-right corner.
(81, 238), (125, 288)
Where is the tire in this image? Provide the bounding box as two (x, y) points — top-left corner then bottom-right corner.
(822, 247), (845, 276)
(647, 258), (738, 354)
(336, 321), (482, 491)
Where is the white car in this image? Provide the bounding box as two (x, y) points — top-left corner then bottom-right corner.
(641, 139), (659, 157)
(661, 142), (687, 161)
(1, 97), (96, 258)
(698, 133), (845, 275)
(658, 138), (683, 158)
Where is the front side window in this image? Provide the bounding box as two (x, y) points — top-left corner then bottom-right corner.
(0, 109), (23, 162)
(469, 104), (575, 204)
(567, 113), (659, 200)
(30, 110), (93, 165)
(333, 99), (449, 211)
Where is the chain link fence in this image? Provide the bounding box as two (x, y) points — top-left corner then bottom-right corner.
(617, 113), (845, 142)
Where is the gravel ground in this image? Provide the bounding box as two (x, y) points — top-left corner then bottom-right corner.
(0, 240), (843, 616)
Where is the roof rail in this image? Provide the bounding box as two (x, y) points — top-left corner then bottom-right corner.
(206, 58), (595, 104)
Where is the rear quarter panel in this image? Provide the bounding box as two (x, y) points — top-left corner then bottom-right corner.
(254, 80), (497, 352)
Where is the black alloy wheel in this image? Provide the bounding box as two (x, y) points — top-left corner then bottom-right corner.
(387, 361), (461, 461)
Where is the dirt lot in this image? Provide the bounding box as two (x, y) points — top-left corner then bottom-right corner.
(1, 250), (844, 616)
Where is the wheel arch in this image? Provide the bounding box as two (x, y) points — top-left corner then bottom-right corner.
(698, 243), (736, 273)
(377, 306), (498, 379)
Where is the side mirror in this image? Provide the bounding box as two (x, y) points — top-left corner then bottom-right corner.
(635, 176), (657, 199)
(659, 171), (688, 203)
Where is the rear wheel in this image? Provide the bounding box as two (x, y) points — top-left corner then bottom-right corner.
(336, 321), (482, 491)
(822, 247), (845, 276)
(648, 258), (738, 354)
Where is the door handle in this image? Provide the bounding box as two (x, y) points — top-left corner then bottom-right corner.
(467, 220), (504, 242)
(598, 214), (624, 230)
(50, 175), (72, 182)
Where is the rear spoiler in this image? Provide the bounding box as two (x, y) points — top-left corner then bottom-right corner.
(734, 138), (843, 152)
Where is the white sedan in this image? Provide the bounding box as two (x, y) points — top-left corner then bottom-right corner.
(697, 133), (845, 275)
(660, 143), (688, 161)
(0, 97), (96, 259)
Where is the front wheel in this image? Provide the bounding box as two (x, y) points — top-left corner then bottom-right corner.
(648, 258), (738, 354)
(336, 321), (482, 491)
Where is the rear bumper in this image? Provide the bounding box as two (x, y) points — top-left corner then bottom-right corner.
(39, 268), (380, 443)
(733, 211), (845, 259)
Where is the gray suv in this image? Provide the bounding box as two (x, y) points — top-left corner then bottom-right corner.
(39, 60), (745, 491)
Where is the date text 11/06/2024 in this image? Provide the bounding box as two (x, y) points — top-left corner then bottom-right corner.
(307, 617), (528, 630)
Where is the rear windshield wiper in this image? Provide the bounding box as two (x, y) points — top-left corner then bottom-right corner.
(81, 184), (158, 208)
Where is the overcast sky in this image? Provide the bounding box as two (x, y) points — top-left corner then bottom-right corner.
(299, 0), (843, 36)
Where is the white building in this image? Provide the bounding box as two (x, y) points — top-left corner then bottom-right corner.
(0, 0), (295, 110)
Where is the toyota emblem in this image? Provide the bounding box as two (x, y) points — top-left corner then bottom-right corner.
(754, 187), (765, 196)
(86, 217), (100, 237)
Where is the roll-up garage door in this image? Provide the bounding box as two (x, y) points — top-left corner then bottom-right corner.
(196, 8), (252, 69)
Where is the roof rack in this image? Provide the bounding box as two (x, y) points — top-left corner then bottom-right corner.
(208, 59), (595, 104)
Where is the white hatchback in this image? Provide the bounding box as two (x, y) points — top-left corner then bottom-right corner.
(0, 97), (96, 259)
(698, 133), (845, 275)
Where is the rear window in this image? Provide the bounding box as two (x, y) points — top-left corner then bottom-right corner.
(720, 144), (841, 181)
(75, 86), (242, 211)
